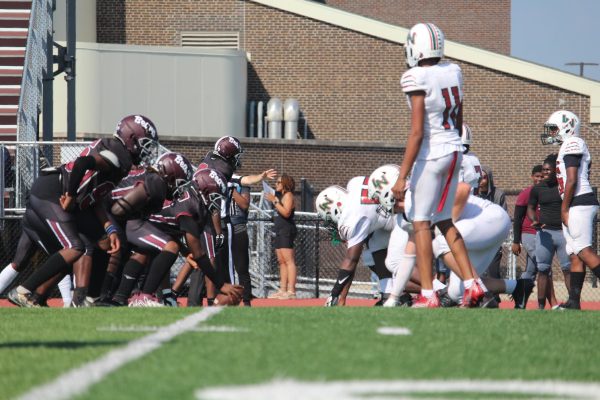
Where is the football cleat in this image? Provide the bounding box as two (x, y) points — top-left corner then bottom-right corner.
(94, 298), (126, 307)
(462, 282), (485, 308)
(397, 292), (413, 307)
(412, 292), (440, 308)
(556, 299), (581, 310)
(8, 288), (39, 308)
(479, 292), (499, 309)
(437, 287), (458, 308)
(373, 293), (389, 307)
(512, 278), (535, 309)
(324, 295), (339, 307)
(383, 296), (399, 307)
(130, 293), (164, 307)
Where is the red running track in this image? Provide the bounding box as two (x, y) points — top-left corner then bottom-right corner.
(2, 298), (600, 309)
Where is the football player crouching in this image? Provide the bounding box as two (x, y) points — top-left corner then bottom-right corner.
(369, 164), (534, 308)
(316, 175), (396, 307)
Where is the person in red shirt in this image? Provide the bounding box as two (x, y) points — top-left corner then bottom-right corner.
(511, 165), (543, 308)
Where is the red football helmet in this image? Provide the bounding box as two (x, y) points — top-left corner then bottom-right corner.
(153, 152), (194, 199)
(213, 136), (243, 168)
(114, 115), (159, 166)
(192, 168), (227, 213)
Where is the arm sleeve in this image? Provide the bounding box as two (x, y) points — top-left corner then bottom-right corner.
(67, 156), (96, 196)
(513, 205), (527, 243)
(564, 154), (582, 168)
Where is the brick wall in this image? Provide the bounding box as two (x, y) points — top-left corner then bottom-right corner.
(96, 0), (600, 199)
(323, 0), (510, 55)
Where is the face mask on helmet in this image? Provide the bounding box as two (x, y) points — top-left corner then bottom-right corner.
(153, 152), (194, 200)
(541, 110), (580, 145)
(405, 23), (445, 68)
(192, 168), (227, 214)
(213, 136), (244, 169)
(114, 115), (159, 167)
(368, 164), (401, 217)
(315, 186), (347, 231)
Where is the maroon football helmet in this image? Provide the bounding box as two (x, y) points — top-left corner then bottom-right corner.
(114, 115), (159, 166)
(192, 168), (227, 213)
(153, 152), (194, 199)
(213, 136), (243, 168)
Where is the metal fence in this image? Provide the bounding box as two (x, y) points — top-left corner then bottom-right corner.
(1, 141), (600, 302)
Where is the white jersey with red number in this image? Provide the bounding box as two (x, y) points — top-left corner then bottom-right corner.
(557, 136), (592, 199)
(459, 152), (482, 191)
(337, 176), (395, 248)
(400, 62), (464, 160)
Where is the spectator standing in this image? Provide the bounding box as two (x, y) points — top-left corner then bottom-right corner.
(265, 174), (297, 299)
(528, 154), (571, 309)
(477, 166), (507, 281)
(512, 165), (544, 282)
(230, 183), (253, 306)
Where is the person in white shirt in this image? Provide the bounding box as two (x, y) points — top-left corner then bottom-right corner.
(391, 23), (481, 308)
(541, 110), (600, 309)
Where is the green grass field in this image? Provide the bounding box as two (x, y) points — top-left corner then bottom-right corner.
(1, 308), (600, 400)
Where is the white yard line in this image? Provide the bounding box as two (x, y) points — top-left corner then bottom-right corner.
(377, 327), (411, 336)
(196, 379), (600, 400)
(17, 307), (223, 400)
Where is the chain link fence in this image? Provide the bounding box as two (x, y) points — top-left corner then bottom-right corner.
(2, 141), (600, 302)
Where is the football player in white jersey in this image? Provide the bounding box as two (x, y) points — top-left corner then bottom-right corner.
(370, 165), (532, 308)
(316, 177), (395, 306)
(541, 110), (600, 309)
(459, 123), (482, 193)
(392, 23), (481, 307)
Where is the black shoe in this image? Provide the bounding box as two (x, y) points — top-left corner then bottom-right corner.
(94, 298), (126, 307)
(557, 299), (581, 310)
(325, 295), (339, 307)
(161, 289), (179, 307)
(512, 279), (534, 309)
(397, 292), (413, 307)
(479, 292), (499, 308)
(437, 287), (458, 308)
(243, 301), (252, 307)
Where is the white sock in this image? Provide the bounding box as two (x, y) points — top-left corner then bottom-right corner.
(476, 278), (488, 292)
(433, 278), (447, 291)
(421, 289), (434, 298)
(389, 255), (416, 297)
(464, 278), (475, 289)
(0, 264), (19, 293)
(379, 278), (393, 294)
(58, 275), (72, 307)
(504, 279), (517, 294)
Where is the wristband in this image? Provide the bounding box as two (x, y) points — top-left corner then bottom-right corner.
(105, 224), (118, 235)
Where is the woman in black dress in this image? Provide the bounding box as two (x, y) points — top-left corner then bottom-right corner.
(266, 174), (297, 299)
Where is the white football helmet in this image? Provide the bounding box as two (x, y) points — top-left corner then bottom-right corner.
(541, 110), (580, 145)
(405, 23), (445, 68)
(368, 164), (401, 216)
(315, 186), (348, 225)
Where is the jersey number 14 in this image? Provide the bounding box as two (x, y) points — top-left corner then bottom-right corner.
(441, 86), (461, 131)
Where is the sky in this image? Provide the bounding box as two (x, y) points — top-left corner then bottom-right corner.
(511, 0), (600, 81)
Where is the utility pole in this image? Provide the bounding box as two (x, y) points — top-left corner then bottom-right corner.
(565, 62), (599, 77)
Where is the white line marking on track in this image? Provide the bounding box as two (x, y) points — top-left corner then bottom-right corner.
(377, 326), (412, 336)
(16, 307), (223, 400)
(195, 379), (600, 400)
(96, 324), (246, 333)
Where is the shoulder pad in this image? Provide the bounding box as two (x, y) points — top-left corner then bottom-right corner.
(99, 150), (120, 168)
(562, 137), (584, 155)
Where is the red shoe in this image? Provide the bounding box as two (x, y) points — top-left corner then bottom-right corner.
(412, 292), (440, 308)
(462, 282), (485, 308)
